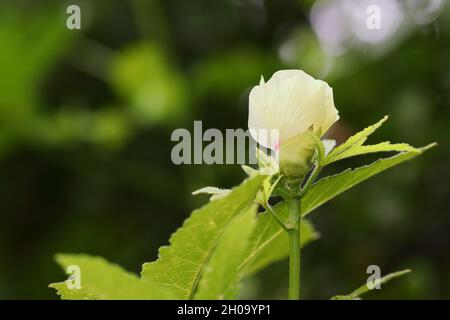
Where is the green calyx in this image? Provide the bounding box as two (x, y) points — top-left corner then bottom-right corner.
(279, 131), (316, 179)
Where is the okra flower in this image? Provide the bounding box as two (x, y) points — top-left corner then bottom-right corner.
(248, 69), (339, 178)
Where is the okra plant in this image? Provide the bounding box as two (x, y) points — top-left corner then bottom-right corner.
(50, 70), (435, 300)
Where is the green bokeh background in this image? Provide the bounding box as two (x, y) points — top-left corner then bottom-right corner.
(0, 0), (449, 299)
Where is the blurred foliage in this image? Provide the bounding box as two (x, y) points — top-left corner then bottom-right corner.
(110, 43), (188, 126)
(0, 0), (449, 299)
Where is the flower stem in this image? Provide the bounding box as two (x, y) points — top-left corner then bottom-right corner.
(287, 198), (301, 300)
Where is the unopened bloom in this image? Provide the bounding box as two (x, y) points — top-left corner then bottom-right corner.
(248, 69), (339, 178)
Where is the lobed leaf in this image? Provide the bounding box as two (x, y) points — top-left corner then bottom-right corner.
(302, 146), (435, 218)
(50, 254), (177, 300)
(322, 116), (419, 165)
(326, 116), (388, 160)
(194, 205), (257, 299)
(324, 141), (418, 165)
(238, 201), (319, 276)
(332, 269), (411, 300)
(141, 175), (266, 299)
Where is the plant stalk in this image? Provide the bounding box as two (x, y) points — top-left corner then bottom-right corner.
(298, 164), (321, 198)
(287, 198), (301, 300)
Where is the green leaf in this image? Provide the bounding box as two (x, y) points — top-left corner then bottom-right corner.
(302, 145), (435, 217)
(194, 205), (257, 299)
(257, 174), (283, 206)
(192, 186), (231, 201)
(322, 116), (419, 165)
(241, 165), (259, 177)
(332, 269), (411, 300)
(326, 116), (388, 158)
(256, 148), (279, 175)
(310, 132), (325, 165)
(324, 141), (418, 165)
(141, 175), (266, 299)
(238, 201), (319, 276)
(49, 254), (177, 300)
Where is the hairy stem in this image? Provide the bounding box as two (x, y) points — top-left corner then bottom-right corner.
(287, 198), (301, 300)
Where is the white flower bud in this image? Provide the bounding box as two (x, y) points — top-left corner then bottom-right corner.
(248, 70), (339, 178)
